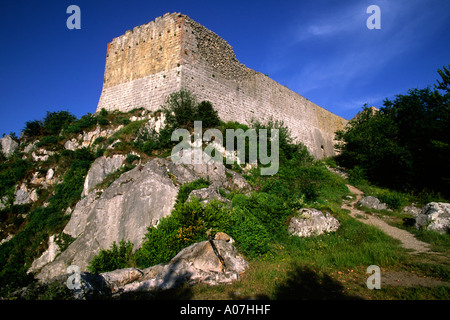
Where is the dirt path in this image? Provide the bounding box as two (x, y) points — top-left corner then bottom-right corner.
(343, 185), (431, 255)
(342, 184), (450, 289)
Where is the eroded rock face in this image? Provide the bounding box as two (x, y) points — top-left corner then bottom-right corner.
(36, 158), (181, 280)
(288, 208), (340, 238)
(22, 238), (247, 300)
(416, 202), (450, 234)
(0, 135), (18, 158)
(81, 155), (126, 197)
(35, 152), (250, 281)
(103, 239), (248, 297)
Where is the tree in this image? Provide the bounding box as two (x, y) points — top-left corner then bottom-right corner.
(23, 120), (44, 138)
(435, 64), (450, 93)
(195, 101), (220, 128)
(162, 90), (198, 129)
(335, 67), (450, 196)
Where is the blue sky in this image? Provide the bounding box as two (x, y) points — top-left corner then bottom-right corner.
(1, 0), (449, 136)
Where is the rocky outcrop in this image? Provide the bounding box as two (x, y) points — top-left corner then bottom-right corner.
(13, 183), (38, 205)
(0, 135), (18, 158)
(108, 238), (248, 297)
(187, 184), (231, 207)
(81, 155), (125, 197)
(357, 196), (388, 210)
(35, 152), (250, 281)
(22, 237), (247, 299)
(28, 235), (61, 274)
(288, 208), (340, 238)
(416, 202), (450, 234)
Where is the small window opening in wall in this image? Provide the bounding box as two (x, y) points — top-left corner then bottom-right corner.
(321, 145), (324, 150)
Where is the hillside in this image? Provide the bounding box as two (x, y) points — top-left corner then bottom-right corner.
(0, 91), (448, 300)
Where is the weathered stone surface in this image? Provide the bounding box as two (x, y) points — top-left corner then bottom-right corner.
(357, 196), (388, 210)
(28, 235), (61, 274)
(81, 155), (125, 197)
(13, 184), (38, 205)
(187, 184), (231, 206)
(288, 208), (340, 238)
(402, 204), (421, 217)
(416, 202), (450, 234)
(23, 239), (247, 299)
(36, 158), (181, 280)
(35, 153), (250, 281)
(111, 240), (248, 296)
(0, 135), (18, 157)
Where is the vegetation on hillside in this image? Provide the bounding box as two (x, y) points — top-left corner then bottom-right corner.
(335, 65), (450, 199)
(0, 81), (448, 299)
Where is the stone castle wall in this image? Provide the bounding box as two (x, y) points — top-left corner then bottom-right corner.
(96, 13), (347, 158)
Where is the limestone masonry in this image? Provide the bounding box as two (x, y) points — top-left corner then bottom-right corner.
(96, 12), (347, 158)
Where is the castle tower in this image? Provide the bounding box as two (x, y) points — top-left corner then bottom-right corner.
(96, 12), (347, 158)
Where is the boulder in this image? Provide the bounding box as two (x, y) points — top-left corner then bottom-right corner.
(0, 135), (18, 157)
(187, 184), (231, 207)
(107, 239), (248, 297)
(288, 208), (340, 238)
(415, 202), (450, 234)
(22, 239), (247, 300)
(36, 158), (182, 280)
(357, 196), (388, 210)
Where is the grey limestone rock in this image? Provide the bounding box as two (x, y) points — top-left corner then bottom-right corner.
(81, 155), (126, 197)
(415, 202), (450, 234)
(0, 135), (18, 158)
(288, 208), (340, 238)
(357, 196), (388, 210)
(108, 239), (248, 296)
(35, 152), (251, 281)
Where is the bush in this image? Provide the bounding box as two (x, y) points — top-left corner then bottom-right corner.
(162, 90), (198, 129)
(125, 154), (140, 165)
(23, 120), (44, 138)
(135, 198), (232, 268)
(64, 113), (97, 134)
(88, 240), (134, 274)
(43, 111), (76, 135)
(229, 207), (271, 257)
(36, 135), (59, 148)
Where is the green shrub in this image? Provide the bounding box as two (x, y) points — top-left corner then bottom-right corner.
(97, 116), (110, 126)
(64, 113), (97, 134)
(135, 198), (232, 268)
(229, 207), (271, 257)
(23, 120), (44, 138)
(88, 240), (134, 274)
(99, 108), (108, 117)
(43, 111), (77, 136)
(36, 135), (59, 148)
(125, 154), (140, 165)
(195, 101), (220, 128)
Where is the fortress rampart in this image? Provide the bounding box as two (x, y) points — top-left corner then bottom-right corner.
(96, 13), (347, 158)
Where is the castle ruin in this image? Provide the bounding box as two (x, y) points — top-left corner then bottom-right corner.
(96, 12), (347, 158)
